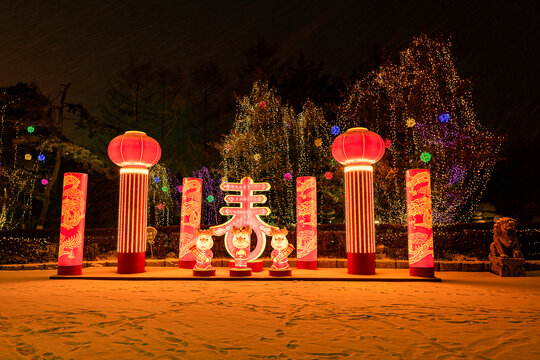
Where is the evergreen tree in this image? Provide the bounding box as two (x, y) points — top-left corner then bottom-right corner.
(337, 35), (503, 224)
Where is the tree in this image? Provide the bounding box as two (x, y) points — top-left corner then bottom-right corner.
(220, 81), (342, 225)
(337, 35), (504, 224)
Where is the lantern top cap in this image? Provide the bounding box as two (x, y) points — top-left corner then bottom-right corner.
(125, 130), (146, 135)
(331, 127), (385, 165)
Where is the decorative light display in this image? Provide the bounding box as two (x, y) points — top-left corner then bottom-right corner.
(332, 127), (385, 275)
(296, 177), (317, 269)
(220, 81), (334, 225)
(108, 131), (161, 274)
(207, 194), (214, 202)
(324, 171), (333, 180)
(420, 152), (432, 163)
(253, 153), (261, 161)
(148, 163), (177, 226)
(406, 118), (416, 127)
(27, 126), (34, 133)
(406, 169), (435, 277)
(384, 139), (392, 148)
(161, 185), (168, 192)
(269, 228), (294, 276)
(284, 172), (292, 181)
(38, 154), (45, 161)
(41, 178), (49, 185)
(190, 228), (215, 276)
(177, 185), (183, 192)
(157, 203), (165, 210)
(331, 125), (341, 135)
(57, 173), (88, 275)
(211, 177), (278, 264)
(314, 138), (322, 147)
(24, 154), (31, 160)
(154, 176), (161, 183)
(336, 35), (503, 224)
(439, 113), (450, 123)
(178, 177), (203, 269)
(258, 100), (267, 109)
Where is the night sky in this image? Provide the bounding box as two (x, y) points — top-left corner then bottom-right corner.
(1, 0), (538, 219)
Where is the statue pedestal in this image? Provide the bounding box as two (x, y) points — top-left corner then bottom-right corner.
(193, 268), (215, 277)
(269, 268), (292, 277)
(489, 255), (526, 277)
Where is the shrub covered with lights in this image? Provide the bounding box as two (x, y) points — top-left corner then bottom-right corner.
(220, 81), (342, 225)
(337, 35), (504, 224)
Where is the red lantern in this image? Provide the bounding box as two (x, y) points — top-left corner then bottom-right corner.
(331, 127), (385, 275)
(331, 127), (385, 165)
(108, 131), (161, 168)
(108, 131), (161, 274)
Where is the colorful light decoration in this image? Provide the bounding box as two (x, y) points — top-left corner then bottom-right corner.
(331, 125), (341, 135)
(406, 169), (435, 277)
(27, 126), (35, 133)
(406, 118), (416, 127)
(211, 177), (278, 264)
(57, 173), (88, 275)
(284, 172), (292, 181)
(161, 185), (168, 192)
(332, 127), (385, 275)
(108, 131), (161, 274)
(178, 178), (203, 269)
(154, 176), (161, 183)
(24, 154), (32, 160)
(157, 203), (165, 210)
(253, 153), (261, 161)
(384, 139), (392, 148)
(38, 154), (45, 161)
(41, 178), (49, 185)
(324, 171), (333, 180)
(314, 138), (322, 147)
(420, 152), (432, 163)
(177, 185), (183, 192)
(296, 177), (317, 269)
(439, 113), (450, 123)
(258, 101), (267, 109)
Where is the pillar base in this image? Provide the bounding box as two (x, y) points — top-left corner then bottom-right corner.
(57, 264), (82, 276)
(410, 266), (434, 278)
(347, 252), (375, 275)
(248, 260), (264, 272)
(179, 260), (196, 269)
(230, 268), (252, 277)
(297, 260), (317, 270)
(193, 268), (216, 277)
(269, 268), (292, 277)
(118, 252), (146, 274)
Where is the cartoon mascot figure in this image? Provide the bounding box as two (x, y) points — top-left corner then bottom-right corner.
(270, 228), (294, 275)
(190, 228), (215, 276)
(231, 226), (252, 268)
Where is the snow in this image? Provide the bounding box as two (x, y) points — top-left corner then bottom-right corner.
(0, 270), (539, 359)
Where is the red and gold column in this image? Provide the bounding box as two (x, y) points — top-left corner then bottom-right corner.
(344, 165), (376, 274)
(332, 127), (385, 275)
(406, 169), (435, 278)
(296, 176), (317, 269)
(108, 131), (161, 274)
(57, 172), (88, 275)
(178, 177), (203, 269)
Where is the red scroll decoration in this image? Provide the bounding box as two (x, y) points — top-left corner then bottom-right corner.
(296, 176), (317, 269)
(406, 169), (435, 278)
(179, 178), (203, 269)
(57, 173), (88, 275)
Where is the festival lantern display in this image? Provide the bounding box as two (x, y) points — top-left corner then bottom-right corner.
(190, 228), (216, 277)
(108, 131), (161, 274)
(57, 173), (88, 275)
(296, 176), (317, 269)
(211, 177), (278, 274)
(406, 169), (435, 277)
(269, 228), (294, 276)
(178, 178), (203, 269)
(331, 127), (385, 275)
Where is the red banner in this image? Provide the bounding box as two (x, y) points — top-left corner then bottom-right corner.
(296, 176), (317, 269)
(179, 178), (203, 268)
(58, 173), (88, 275)
(406, 169), (435, 277)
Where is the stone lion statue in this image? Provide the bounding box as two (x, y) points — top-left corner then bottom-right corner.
(490, 217), (523, 258)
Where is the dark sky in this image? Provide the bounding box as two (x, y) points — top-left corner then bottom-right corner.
(1, 0), (538, 217)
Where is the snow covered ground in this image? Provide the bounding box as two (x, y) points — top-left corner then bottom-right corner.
(1, 270), (539, 359)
